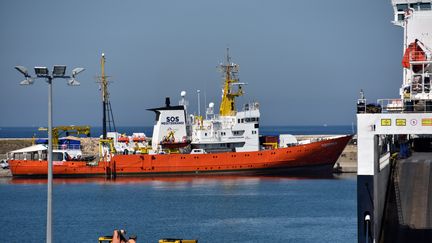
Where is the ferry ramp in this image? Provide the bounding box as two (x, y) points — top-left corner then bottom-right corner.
(380, 152), (432, 243)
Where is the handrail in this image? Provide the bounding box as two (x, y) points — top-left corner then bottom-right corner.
(357, 98), (432, 113)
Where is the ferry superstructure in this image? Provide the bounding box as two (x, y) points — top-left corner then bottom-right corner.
(357, 1), (432, 242)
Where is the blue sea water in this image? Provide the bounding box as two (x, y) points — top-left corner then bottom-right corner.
(0, 126), (357, 242)
(0, 125), (355, 138)
(0, 175), (357, 242)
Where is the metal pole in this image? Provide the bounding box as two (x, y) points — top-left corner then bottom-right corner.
(47, 77), (53, 243)
(197, 89), (201, 117)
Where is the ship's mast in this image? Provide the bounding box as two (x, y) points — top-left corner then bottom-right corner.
(219, 48), (244, 116)
(97, 53), (116, 139)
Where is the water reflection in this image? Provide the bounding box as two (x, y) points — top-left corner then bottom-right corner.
(1, 173), (354, 186)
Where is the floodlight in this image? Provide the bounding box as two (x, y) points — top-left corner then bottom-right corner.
(19, 77), (34, 85)
(52, 65), (66, 77)
(15, 66), (30, 77)
(68, 78), (80, 86)
(72, 67), (85, 77)
(34, 67), (49, 77)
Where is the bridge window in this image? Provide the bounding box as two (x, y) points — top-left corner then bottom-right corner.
(420, 3), (431, 10)
(396, 4), (408, 11)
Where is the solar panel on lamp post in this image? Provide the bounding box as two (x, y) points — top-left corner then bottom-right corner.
(14, 65), (84, 243)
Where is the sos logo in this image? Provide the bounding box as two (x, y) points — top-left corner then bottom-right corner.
(166, 116), (180, 123)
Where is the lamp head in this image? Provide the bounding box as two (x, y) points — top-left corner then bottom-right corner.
(34, 67), (49, 77)
(19, 77), (34, 85)
(15, 66), (30, 77)
(71, 67), (85, 77)
(52, 65), (66, 77)
(68, 78), (80, 86)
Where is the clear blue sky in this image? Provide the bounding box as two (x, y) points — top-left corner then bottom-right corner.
(0, 0), (402, 127)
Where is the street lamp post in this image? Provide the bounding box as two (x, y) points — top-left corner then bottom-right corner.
(14, 65), (84, 243)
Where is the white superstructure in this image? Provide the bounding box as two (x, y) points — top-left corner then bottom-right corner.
(191, 101), (260, 152)
(392, 0), (432, 100)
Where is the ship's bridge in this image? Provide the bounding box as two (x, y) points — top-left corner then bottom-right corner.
(392, 1), (432, 23)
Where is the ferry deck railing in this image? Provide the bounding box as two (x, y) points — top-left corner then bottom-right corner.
(357, 98), (432, 113)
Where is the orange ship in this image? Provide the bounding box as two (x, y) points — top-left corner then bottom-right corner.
(8, 135), (351, 177)
(7, 51), (352, 177)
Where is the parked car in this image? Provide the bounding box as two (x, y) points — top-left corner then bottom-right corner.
(0, 159), (9, 169)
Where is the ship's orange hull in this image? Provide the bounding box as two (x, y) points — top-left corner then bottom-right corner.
(9, 135), (352, 177)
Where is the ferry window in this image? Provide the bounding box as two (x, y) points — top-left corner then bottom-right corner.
(254, 124), (259, 129)
(257, 118), (259, 121)
(420, 3), (431, 10)
(398, 14), (404, 21)
(396, 4), (408, 11)
(241, 119), (244, 123)
(53, 152), (63, 161)
(410, 3), (419, 10)
(205, 133), (207, 136)
(238, 119), (240, 123)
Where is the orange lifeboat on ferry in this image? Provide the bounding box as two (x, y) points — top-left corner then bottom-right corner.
(402, 39), (427, 73)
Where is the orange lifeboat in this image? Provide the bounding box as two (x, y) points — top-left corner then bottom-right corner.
(132, 136), (145, 142)
(118, 136), (129, 143)
(402, 39), (427, 73)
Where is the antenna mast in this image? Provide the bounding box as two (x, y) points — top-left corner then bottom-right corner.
(218, 48), (243, 116)
(97, 53), (116, 138)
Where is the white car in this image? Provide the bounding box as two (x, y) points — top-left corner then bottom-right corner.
(0, 160), (9, 169)
(190, 149), (207, 154)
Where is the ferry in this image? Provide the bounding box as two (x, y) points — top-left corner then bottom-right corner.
(7, 51), (352, 177)
(356, 1), (432, 242)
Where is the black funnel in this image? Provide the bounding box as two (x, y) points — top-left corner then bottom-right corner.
(165, 97), (171, 107)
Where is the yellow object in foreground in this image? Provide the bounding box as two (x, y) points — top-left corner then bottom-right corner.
(159, 239), (198, 243)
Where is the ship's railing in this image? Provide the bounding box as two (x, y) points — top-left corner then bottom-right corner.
(357, 98), (432, 113)
(53, 144), (82, 150)
(242, 102), (259, 111)
(406, 50), (431, 99)
(409, 50), (431, 63)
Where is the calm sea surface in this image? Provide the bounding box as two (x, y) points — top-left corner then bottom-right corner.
(0, 175), (356, 243)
